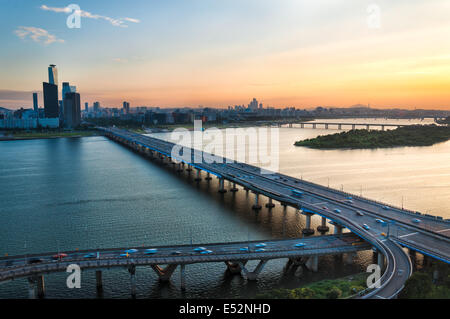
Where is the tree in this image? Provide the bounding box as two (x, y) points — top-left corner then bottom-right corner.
(326, 287), (342, 299)
(399, 272), (433, 298)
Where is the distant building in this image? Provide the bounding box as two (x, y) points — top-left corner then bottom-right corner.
(43, 82), (59, 119)
(32, 93), (38, 113)
(85, 102), (89, 112)
(93, 101), (100, 112)
(63, 92), (81, 128)
(123, 101), (130, 114)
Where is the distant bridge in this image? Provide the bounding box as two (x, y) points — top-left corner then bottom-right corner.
(278, 122), (408, 130)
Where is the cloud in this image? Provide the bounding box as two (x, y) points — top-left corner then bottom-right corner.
(14, 26), (64, 44)
(112, 58), (129, 63)
(40, 4), (140, 28)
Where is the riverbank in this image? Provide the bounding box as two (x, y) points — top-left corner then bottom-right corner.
(294, 125), (450, 149)
(256, 272), (369, 299)
(0, 130), (100, 141)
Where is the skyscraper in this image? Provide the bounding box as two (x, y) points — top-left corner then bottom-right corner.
(43, 82), (59, 119)
(123, 101), (130, 114)
(63, 92), (81, 128)
(85, 102), (89, 112)
(48, 64), (58, 85)
(32, 93), (38, 113)
(93, 102), (100, 112)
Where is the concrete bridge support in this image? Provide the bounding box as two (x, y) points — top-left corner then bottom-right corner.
(305, 255), (319, 272)
(301, 123), (304, 128)
(317, 216), (329, 232)
(239, 260), (267, 281)
(32, 275), (45, 299)
(252, 193), (262, 210)
(180, 264), (186, 291)
(352, 124), (356, 130)
(230, 182), (238, 192)
(205, 172), (212, 181)
(218, 178), (227, 193)
(338, 124), (342, 130)
(344, 252), (356, 265)
(128, 265), (136, 297)
(27, 277), (37, 299)
(334, 225), (343, 235)
(366, 125), (370, 130)
(265, 197), (275, 208)
(194, 169), (202, 182)
(151, 264), (178, 282)
(225, 261), (247, 274)
(381, 125), (385, 131)
(302, 213), (315, 235)
(325, 124), (329, 129)
(312, 123), (316, 129)
(96, 270), (103, 292)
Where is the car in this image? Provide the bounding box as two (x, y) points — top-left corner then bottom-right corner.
(381, 232), (387, 237)
(362, 224), (370, 230)
(239, 247), (249, 252)
(255, 248), (266, 252)
(345, 199), (354, 204)
(144, 249), (158, 255)
(322, 206), (329, 210)
(119, 253), (129, 257)
(255, 243), (266, 248)
(334, 209), (341, 214)
(292, 189), (304, 197)
(355, 210), (364, 216)
(347, 196), (353, 200)
(171, 250), (182, 255)
(412, 218), (421, 223)
(28, 257), (43, 264)
(294, 243), (306, 248)
(51, 253), (68, 260)
(124, 249), (138, 254)
(84, 253), (96, 258)
(375, 218), (383, 223)
(382, 206), (389, 210)
(194, 247), (207, 252)
(200, 250), (213, 254)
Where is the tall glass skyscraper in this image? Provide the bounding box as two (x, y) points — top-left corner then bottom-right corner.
(48, 64), (58, 85)
(32, 93), (38, 113)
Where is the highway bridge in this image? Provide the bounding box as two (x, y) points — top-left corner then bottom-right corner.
(0, 233), (369, 298)
(280, 122), (407, 130)
(97, 127), (450, 299)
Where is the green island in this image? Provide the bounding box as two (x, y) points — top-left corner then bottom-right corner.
(294, 125), (450, 149)
(256, 273), (370, 299)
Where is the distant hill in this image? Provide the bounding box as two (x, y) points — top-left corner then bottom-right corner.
(0, 107), (12, 112)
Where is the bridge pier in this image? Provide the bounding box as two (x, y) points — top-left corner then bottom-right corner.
(239, 260), (267, 281)
(96, 270), (103, 293)
(218, 178), (227, 193)
(194, 169), (202, 182)
(352, 124), (356, 130)
(317, 216), (329, 232)
(180, 264), (186, 291)
(301, 123), (304, 128)
(225, 260), (247, 274)
(305, 255), (319, 272)
(35, 275), (45, 299)
(381, 125), (385, 131)
(344, 252), (356, 265)
(205, 172), (212, 181)
(230, 182), (238, 192)
(265, 197), (275, 208)
(151, 264), (178, 281)
(338, 124), (342, 130)
(302, 213), (315, 235)
(128, 265), (136, 297)
(312, 123), (316, 129)
(27, 277), (37, 299)
(334, 225), (343, 235)
(252, 193), (262, 210)
(325, 124), (329, 129)
(186, 165), (192, 172)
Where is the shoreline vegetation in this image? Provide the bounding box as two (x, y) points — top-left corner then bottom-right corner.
(256, 273), (370, 299)
(294, 125), (450, 149)
(0, 129), (99, 141)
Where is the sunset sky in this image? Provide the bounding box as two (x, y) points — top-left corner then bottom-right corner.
(1, 0), (450, 110)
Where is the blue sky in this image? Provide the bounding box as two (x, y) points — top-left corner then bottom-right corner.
(1, 0), (450, 109)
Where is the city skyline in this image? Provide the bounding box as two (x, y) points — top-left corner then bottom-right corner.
(1, 0), (450, 110)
